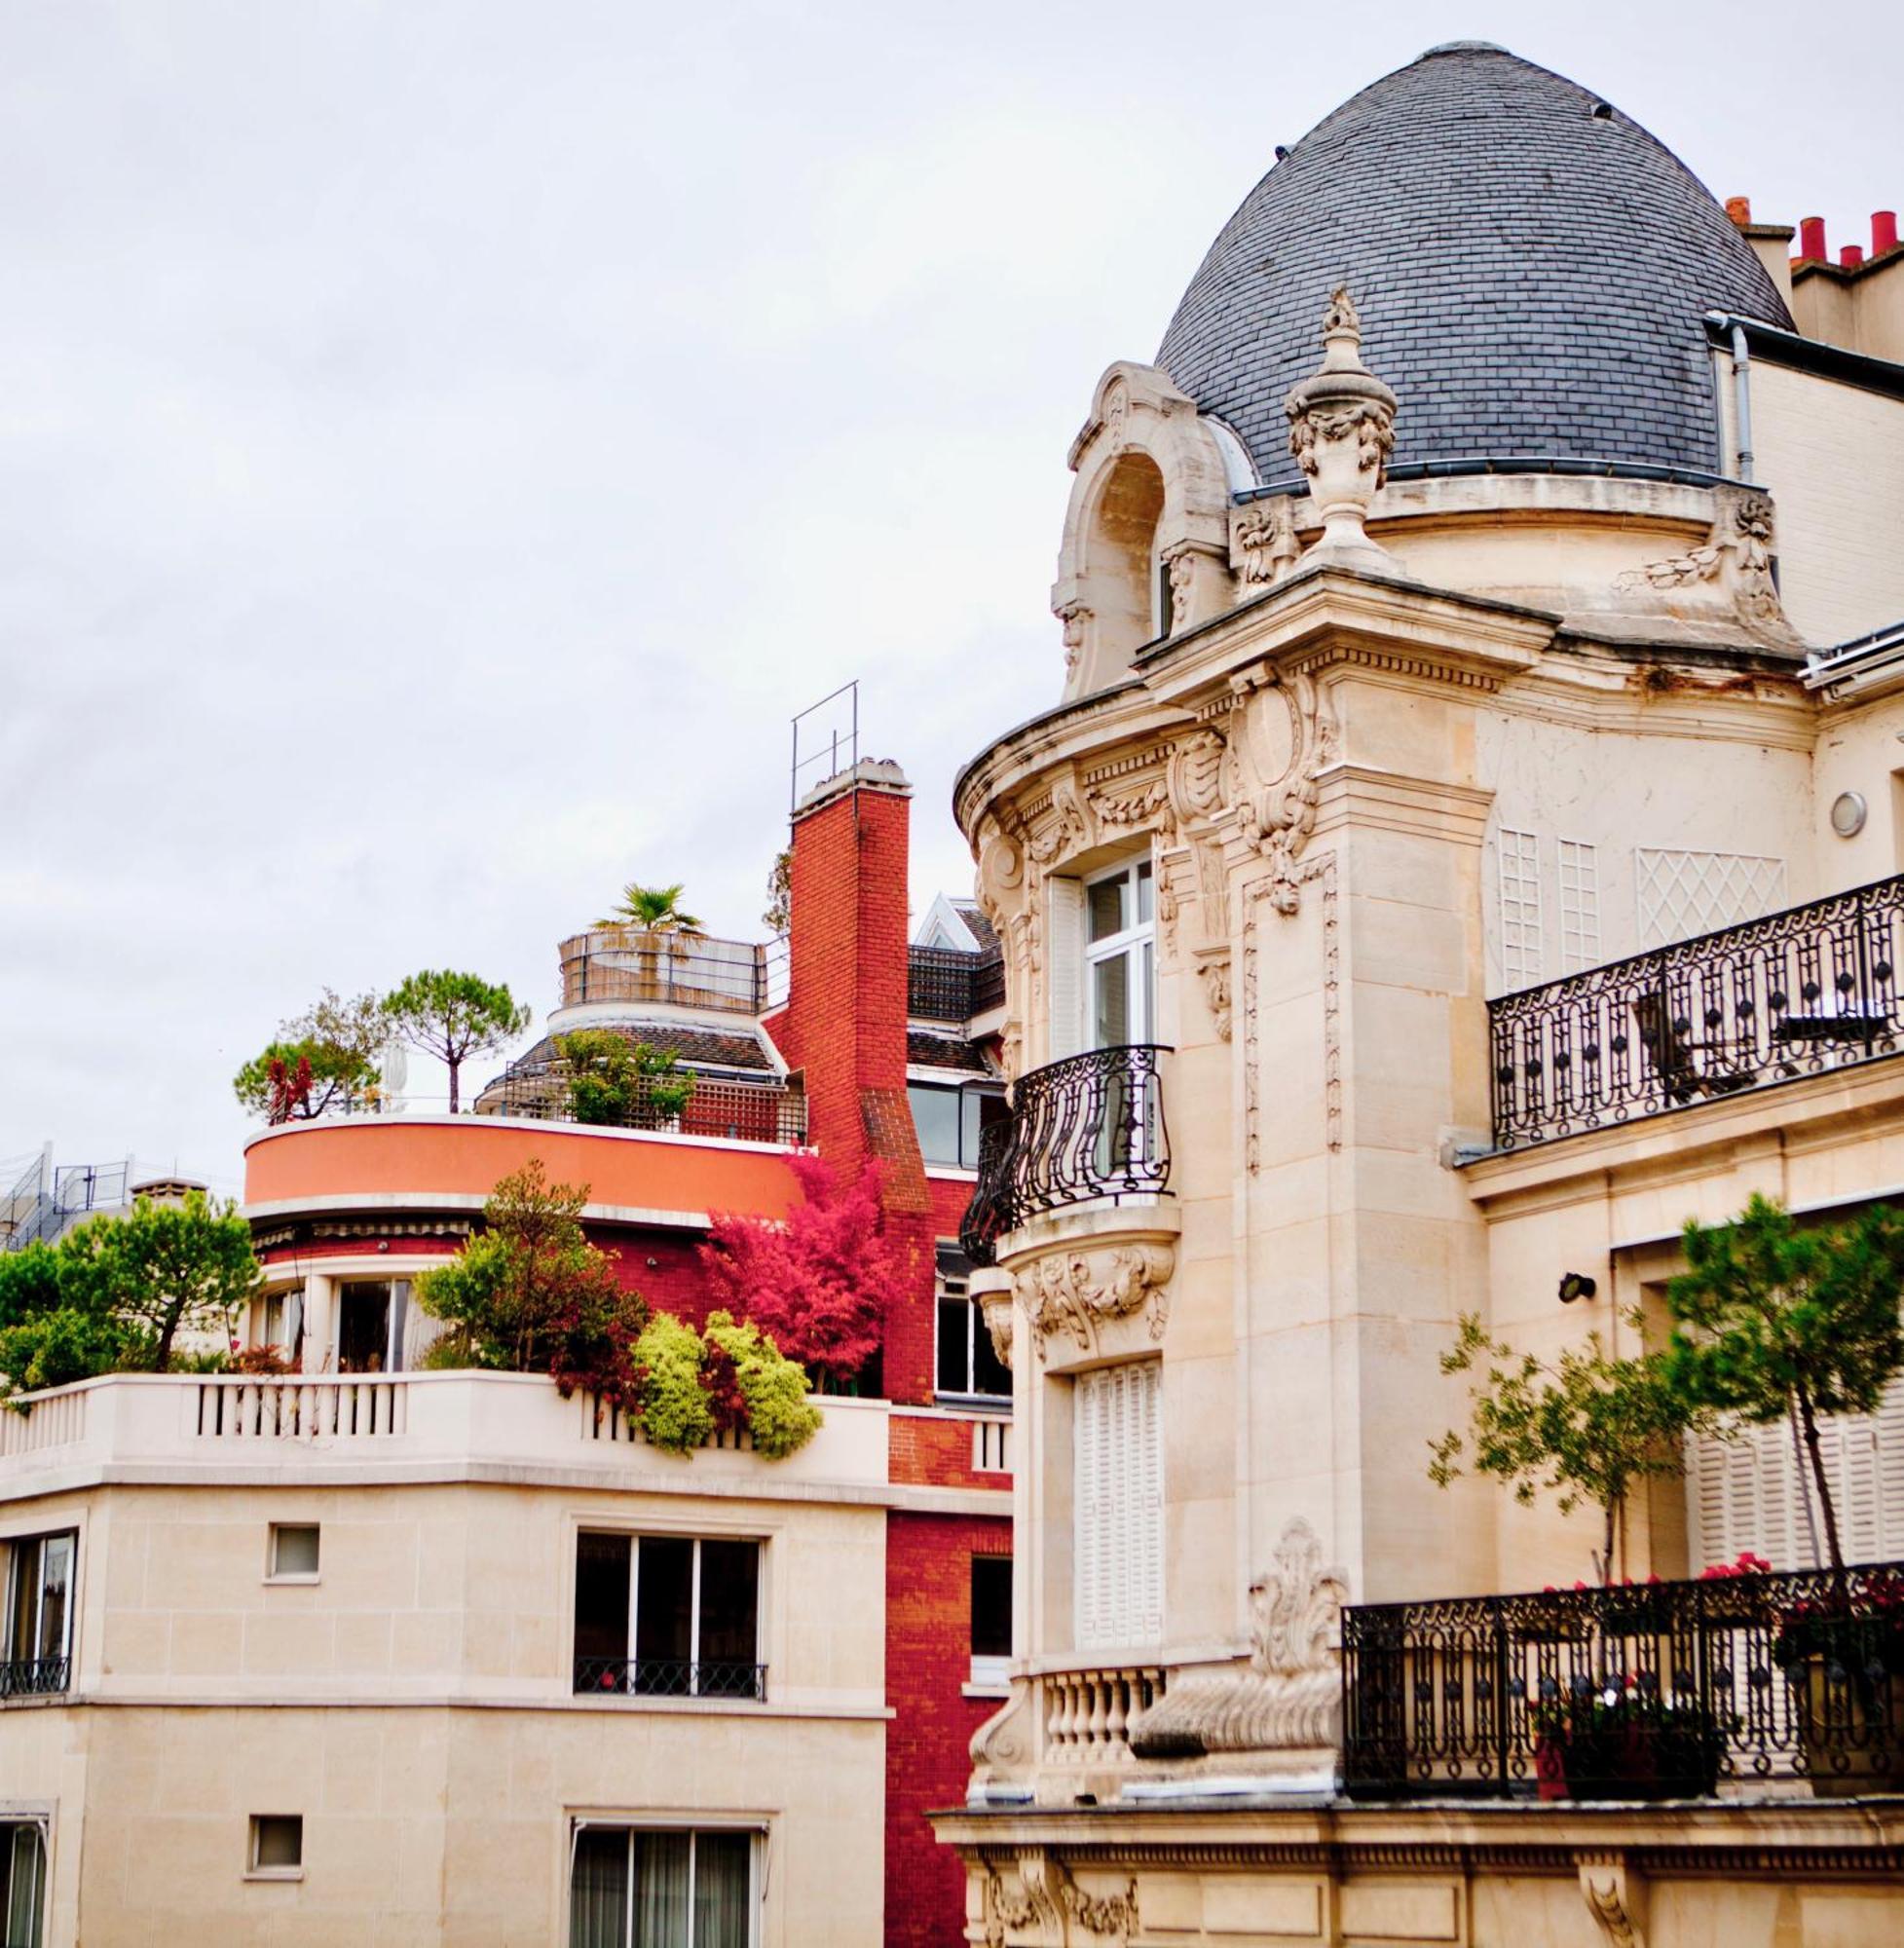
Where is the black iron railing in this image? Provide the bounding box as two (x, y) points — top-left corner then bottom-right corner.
(1342, 1562), (1904, 1800)
(959, 1045), (1171, 1263)
(1489, 876), (1904, 1150)
(573, 1657), (766, 1702)
(908, 945), (1006, 1025)
(480, 1058), (806, 1146)
(0, 1657), (69, 1698)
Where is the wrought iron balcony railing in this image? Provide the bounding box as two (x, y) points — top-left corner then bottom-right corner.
(0, 1656), (69, 1698)
(1489, 875), (1904, 1150)
(960, 1044), (1171, 1263)
(573, 1656), (766, 1702)
(1342, 1561), (1904, 1800)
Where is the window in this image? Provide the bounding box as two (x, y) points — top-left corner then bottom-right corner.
(936, 1275), (1010, 1401)
(1086, 858), (1155, 1049)
(571, 1827), (755, 1948)
(2, 1532), (74, 1695)
(247, 1815), (302, 1878)
(0, 1823), (46, 1948)
(1496, 826), (1543, 989)
(574, 1534), (762, 1700)
(1074, 1362), (1163, 1651)
(336, 1279), (410, 1373)
(907, 1081), (1005, 1169)
(970, 1555), (1012, 1688)
(268, 1524), (320, 1581)
(259, 1285), (304, 1361)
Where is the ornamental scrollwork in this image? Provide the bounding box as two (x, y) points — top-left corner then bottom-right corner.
(1167, 724), (1226, 826)
(1619, 490), (1785, 630)
(1228, 668), (1338, 916)
(1196, 951), (1232, 1040)
(1232, 498), (1300, 586)
(1016, 1243), (1173, 1359)
(1060, 1876), (1140, 1943)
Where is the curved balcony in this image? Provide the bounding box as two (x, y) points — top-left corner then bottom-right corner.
(960, 1045), (1171, 1262)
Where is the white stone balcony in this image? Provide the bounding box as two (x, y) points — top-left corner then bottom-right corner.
(0, 1369), (890, 1500)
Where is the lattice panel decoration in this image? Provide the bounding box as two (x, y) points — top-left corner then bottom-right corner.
(1557, 838), (1600, 973)
(1635, 848), (1786, 949)
(1496, 826), (1544, 990)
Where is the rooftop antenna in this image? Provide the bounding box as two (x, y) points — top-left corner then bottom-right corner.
(789, 679), (860, 813)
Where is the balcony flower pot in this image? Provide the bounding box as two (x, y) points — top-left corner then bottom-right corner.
(1776, 1591), (1904, 1796)
(1534, 1693), (1724, 1801)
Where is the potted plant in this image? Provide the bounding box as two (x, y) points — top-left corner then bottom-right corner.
(1532, 1675), (1727, 1800)
(1772, 1570), (1904, 1795)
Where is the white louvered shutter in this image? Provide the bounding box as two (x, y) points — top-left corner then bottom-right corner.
(1687, 1371), (1904, 1570)
(1074, 1362), (1164, 1651)
(1045, 877), (1086, 1062)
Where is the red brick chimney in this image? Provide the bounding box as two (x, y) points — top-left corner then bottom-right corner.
(771, 758), (935, 1402)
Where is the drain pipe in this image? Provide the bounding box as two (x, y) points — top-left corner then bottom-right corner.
(1709, 313), (1755, 482)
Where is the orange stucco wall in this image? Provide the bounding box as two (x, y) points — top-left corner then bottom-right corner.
(243, 1117), (803, 1221)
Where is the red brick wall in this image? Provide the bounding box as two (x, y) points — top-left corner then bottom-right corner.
(925, 1174), (974, 1241)
(884, 1510), (1012, 1948)
(771, 769), (938, 1405)
(889, 1411), (1005, 1494)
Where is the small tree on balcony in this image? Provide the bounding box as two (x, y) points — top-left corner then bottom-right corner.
(381, 969), (531, 1114)
(559, 1030), (696, 1128)
(416, 1161), (644, 1385)
(1667, 1194), (1904, 1580)
(233, 988), (389, 1123)
(1429, 1311), (1697, 1585)
(699, 1154), (905, 1393)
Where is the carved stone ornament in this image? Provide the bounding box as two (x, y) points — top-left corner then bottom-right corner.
(1578, 1856), (1645, 1948)
(1127, 1517), (1349, 1758)
(1164, 541), (1199, 630)
(1023, 778), (1093, 868)
(1089, 770), (1174, 842)
(1167, 725), (1227, 826)
(1228, 668), (1338, 916)
(1015, 1243), (1174, 1359)
(1103, 382), (1128, 450)
(1232, 497), (1301, 586)
(980, 1855), (1138, 1948)
(1057, 600), (1091, 674)
(1195, 950), (1232, 1040)
(969, 1683), (1034, 1781)
(980, 1289), (1014, 1367)
(1620, 490), (1790, 634)
(1282, 285), (1399, 572)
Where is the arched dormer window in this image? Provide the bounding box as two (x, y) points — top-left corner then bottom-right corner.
(1090, 452), (1166, 663)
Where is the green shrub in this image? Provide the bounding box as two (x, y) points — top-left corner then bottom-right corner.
(703, 1311), (820, 1460)
(635, 1314), (714, 1453)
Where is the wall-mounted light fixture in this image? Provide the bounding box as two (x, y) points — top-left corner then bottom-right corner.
(1557, 1271), (1598, 1305)
(1831, 791), (1868, 838)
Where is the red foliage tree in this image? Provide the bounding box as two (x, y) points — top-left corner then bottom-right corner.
(699, 1153), (907, 1391)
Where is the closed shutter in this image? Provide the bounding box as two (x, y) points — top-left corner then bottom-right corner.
(1687, 1370), (1904, 1570)
(1074, 1362), (1164, 1651)
(1046, 877), (1086, 1062)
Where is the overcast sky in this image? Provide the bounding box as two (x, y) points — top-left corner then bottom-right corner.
(2, 0), (1897, 1195)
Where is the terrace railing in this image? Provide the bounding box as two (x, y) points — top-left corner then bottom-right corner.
(1488, 876), (1904, 1150)
(482, 1058), (806, 1146)
(961, 1045), (1171, 1263)
(0, 1657), (69, 1699)
(907, 945), (1006, 1024)
(1342, 1562), (1904, 1800)
(559, 928), (769, 1015)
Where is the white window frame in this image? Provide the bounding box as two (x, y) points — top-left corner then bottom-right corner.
(3, 1531), (75, 1679)
(579, 1532), (764, 1701)
(569, 1824), (762, 1948)
(0, 1819), (49, 1947)
(1083, 857), (1156, 1050)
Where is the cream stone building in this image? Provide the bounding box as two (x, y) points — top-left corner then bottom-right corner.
(933, 42), (1904, 1948)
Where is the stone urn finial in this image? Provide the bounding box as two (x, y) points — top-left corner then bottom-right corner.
(1284, 285), (1399, 573)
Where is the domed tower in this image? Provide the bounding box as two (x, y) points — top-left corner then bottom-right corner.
(940, 40), (1904, 1924)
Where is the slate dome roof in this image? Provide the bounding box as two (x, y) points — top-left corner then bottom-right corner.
(1156, 44), (1793, 493)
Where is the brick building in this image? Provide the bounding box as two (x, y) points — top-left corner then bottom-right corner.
(0, 757), (1010, 1946)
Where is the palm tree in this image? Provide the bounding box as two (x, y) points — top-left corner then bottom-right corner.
(594, 882), (705, 934)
